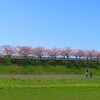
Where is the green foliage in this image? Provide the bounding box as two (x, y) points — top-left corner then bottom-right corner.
(0, 59), (12, 66)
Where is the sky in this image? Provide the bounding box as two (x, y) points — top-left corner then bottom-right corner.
(0, 0), (100, 50)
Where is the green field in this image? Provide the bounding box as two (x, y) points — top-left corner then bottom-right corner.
(0, 78), (100, 100)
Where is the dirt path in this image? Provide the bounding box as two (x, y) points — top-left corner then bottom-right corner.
(0, 74), (98, 78)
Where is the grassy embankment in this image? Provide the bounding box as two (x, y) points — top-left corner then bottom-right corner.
(0, 59), (100, 75)
(0, 78), (100, 100)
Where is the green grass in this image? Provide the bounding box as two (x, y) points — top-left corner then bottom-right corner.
(0, 59), (100, 75)
(0, 65), (99, 76)
(0, 78), (100, 88)
(0, 87), (100, 100)
(0, 78), (100, 100)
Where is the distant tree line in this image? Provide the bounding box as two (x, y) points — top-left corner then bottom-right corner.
(0, 45), (100, 61)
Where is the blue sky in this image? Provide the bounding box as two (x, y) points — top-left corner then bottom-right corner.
(0, 0), (100, 50)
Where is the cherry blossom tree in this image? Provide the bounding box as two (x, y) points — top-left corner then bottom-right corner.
(46, 48), (60, 60)
(83, 50), (96, 62)
(77, 49), (85, 60)
(71, 49), (79, 60)
(92, 51), (100, 61)
(1, 45), (16, 59)
(17, 46), (32, 59)
(32, 47), (45, 60)
(0, 46), (4, 57)
(86, 50), (96, 60)
(60, 47), (72, 60)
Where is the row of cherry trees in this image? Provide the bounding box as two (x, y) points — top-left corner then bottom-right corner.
(0, 45), (100, 61)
